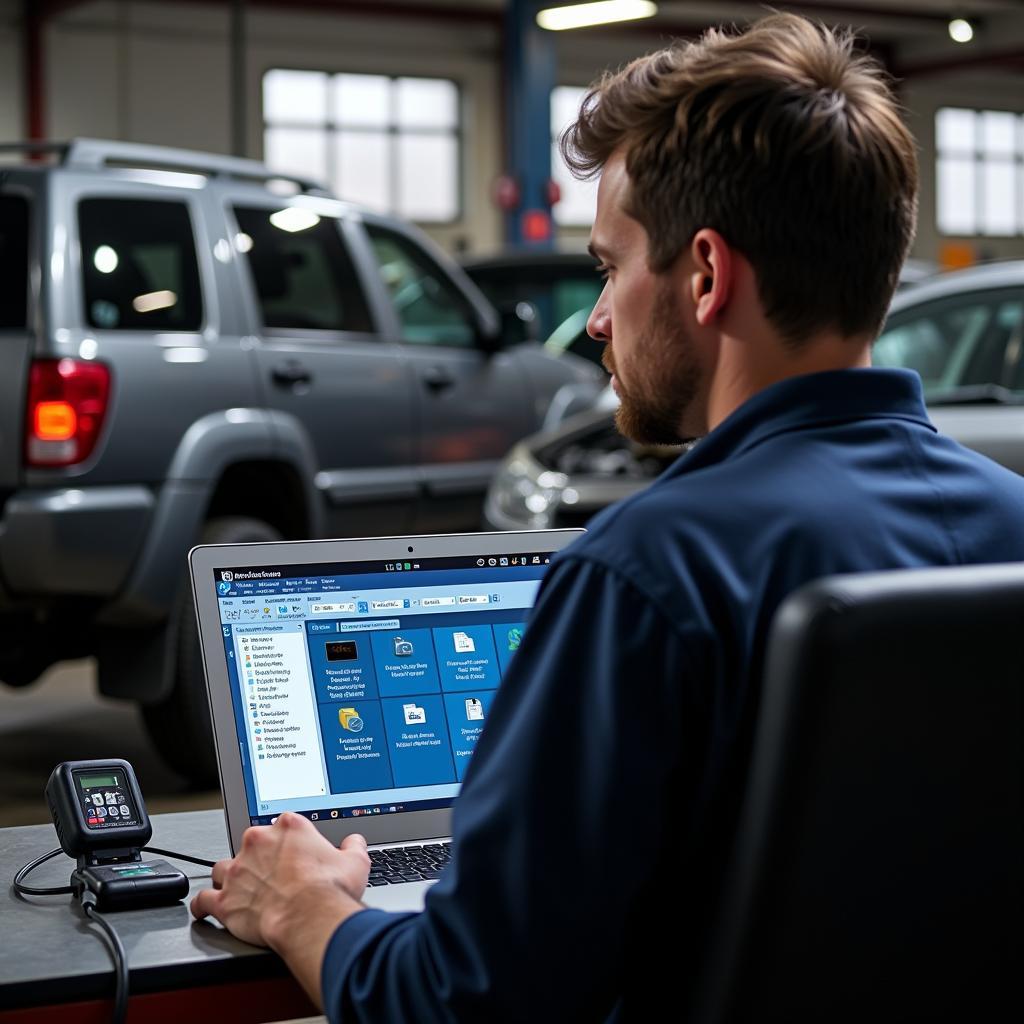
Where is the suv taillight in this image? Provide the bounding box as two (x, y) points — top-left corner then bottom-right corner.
(25, 358), (111, 467)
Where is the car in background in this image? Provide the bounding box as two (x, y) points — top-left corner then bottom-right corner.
(484, 260), (1022, 532)
(0, 139), (604, 784)
(899, 258), (939, 288)
(461, 250), (606, 369)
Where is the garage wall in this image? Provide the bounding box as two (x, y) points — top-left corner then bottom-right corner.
(7, 0), (1024, 264)
(42, 0), (503, 253)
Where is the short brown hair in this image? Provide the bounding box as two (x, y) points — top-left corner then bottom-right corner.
(561, 13), (918, 344)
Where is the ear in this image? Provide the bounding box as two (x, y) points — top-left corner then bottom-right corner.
(689, 229), (733, 328)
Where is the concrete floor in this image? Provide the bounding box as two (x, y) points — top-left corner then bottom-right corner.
(0, 659), (222, 827)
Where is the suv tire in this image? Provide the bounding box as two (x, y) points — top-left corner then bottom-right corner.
(142, 516), (282, 787)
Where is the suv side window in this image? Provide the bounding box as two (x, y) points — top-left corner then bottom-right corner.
(0, 194), (29, 329)
(875, 291), (1024, 394)
(79, 198), (203, 331)
(233, 206), (372, 333)
(367, 225), (476, 348)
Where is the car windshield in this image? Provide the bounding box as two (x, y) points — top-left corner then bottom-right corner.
(874, 291), (1024, 401)
(472, 271), (602, 342)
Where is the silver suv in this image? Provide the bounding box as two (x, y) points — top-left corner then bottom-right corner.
(0, 139), (603, 783)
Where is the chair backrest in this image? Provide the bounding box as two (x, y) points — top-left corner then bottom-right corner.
(693, 564), (1024, 1023)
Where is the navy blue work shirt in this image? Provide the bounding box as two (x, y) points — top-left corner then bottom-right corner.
(321, 368), (1024, 1023)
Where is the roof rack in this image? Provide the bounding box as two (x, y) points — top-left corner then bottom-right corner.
(0, 138), (327, 194)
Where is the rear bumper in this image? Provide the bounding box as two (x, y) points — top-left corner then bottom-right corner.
(0, 486), (154, 601)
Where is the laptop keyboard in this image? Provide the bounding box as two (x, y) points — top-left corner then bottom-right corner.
(367, 841), (452, 886)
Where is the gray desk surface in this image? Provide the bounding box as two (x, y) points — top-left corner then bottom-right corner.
(1, 809), (286, 1010)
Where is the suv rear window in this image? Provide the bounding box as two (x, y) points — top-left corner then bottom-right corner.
(233, 206), (372, 333)
(0, 194), (29, 329)
(79, 198), (203, 331)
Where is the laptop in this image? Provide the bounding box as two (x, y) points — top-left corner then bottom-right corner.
(189, 529), (583, 912)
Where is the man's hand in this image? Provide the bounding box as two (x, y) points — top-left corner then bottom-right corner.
(191, 812), (370, 1003)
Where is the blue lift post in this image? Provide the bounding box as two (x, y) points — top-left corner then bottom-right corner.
(503, 0), (557, 249)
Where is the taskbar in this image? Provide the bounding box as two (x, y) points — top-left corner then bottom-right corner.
(250, 795), (453, 826)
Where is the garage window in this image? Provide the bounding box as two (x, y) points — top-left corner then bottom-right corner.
(936, 108), (1024, 237)
(551, 86), (598, 228)
(263, 69), (461, 224)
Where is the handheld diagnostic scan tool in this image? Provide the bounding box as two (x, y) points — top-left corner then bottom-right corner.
(45, 759), (189, 911)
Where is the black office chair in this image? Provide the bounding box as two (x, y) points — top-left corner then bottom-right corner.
(693, 564), (1023, 1023)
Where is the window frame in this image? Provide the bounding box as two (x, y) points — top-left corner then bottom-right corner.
(261, 68), (464, 226)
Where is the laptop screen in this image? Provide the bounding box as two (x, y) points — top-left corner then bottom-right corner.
(212, 549), (555, 825)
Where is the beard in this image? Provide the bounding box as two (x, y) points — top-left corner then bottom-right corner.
(602, 278), (704, 445)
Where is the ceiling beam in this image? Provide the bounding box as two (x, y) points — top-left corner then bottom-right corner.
(740, 1), (950, 26)
(185, 0), (503, 26)
(896, 45), (1024, 77)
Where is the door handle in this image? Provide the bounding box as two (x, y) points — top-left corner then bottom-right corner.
(271, 361), (312, 389)
(422, 366), (455, 393)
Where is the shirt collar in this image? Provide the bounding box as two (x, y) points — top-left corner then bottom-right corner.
(663, 368), (934, 479)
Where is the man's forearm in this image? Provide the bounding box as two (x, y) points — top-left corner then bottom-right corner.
(266, 887), (367, 1008)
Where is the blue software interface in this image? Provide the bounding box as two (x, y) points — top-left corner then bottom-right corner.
(213, 550), (554, 825)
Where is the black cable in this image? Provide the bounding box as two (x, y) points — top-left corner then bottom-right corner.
(143, 845), (217, 868)
(14, 844), (211, 1024)
(80, 892), (129, 1024)
(14, 845), (215, 898)
(12, 847), (73, 896)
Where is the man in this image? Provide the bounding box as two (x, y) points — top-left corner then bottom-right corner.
(191, 14), (1024, 1022)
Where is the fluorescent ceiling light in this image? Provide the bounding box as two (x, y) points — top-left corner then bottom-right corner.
(269, 207), (321, 233)
(537, 1), (657, 32)
(949, 18), (974, 43)
(132, 290), (177, 314)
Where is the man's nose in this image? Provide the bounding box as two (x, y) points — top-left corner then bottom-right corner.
(587, 290), (611, 343)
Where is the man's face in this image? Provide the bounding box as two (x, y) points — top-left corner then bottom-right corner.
(586, 152), (706, 444)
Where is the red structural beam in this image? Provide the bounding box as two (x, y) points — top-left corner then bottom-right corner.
(23, 3), (42, 139)
(22, 0), (90, 141)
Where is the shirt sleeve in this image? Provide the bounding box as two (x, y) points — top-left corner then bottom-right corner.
(321, 555), (705, 1023)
